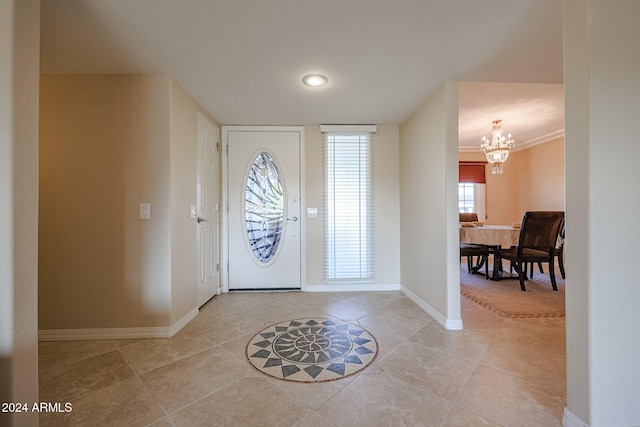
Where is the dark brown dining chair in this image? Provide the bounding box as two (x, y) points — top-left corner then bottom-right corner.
(460, 243), (489, 279)
(555, 221), (566, 279)
(494, 211), (565, 291)
(459, 212), (478, 222)
(527, 219), (566, 280)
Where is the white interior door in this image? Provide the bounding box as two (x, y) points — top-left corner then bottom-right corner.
(226, 128), (301, 290)
(197, 113), (219, 305)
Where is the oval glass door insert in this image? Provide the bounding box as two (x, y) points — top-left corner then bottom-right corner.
(245, 152), (285, 263)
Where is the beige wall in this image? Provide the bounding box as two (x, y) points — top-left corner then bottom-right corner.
(0, 0), (40, 424)
(459, 137), (565, 225)
(510, 137), (565, 215)
(399, 81), (461, 327)
(39, 74), (217, 331)
(304, 125), (401, 286)
(169, 80), (220, 323)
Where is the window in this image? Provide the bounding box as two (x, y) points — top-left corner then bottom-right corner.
(322, 128), (375, 281)
(458, 161), (486, 217)
(459, 183), (475, 213)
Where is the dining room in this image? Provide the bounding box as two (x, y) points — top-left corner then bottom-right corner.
(458, 82), (565, 228)
(457, 81), (565, 314)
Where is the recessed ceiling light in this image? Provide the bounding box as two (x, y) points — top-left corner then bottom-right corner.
(302, 74), (328, 87)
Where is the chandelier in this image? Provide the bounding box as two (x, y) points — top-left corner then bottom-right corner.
(480, 119), (515, 174)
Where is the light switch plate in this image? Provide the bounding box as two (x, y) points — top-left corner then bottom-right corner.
(307, 208), (318, 218)
(139, 203), (151, 219)
(190, 205), (197, 219)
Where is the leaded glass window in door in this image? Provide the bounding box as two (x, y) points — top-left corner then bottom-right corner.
(244, 152), (285, 263)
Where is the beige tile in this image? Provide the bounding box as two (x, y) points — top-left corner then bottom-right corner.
(377, 341), (476, 402)
(277, 291), (344, 308)
(316, 373), (451, 427)
(457, 366), (565, 427)
(381, 296), (435, 321)
(186, 306), (237, 328)
(140, 347), (247, 413)
(40, 377), (165, 427)
(215, 333), (270, 378)
(39, 350), (134, 402)
(170, 377), (310, 426)
(181, 309), (266, 345)
(118, 331), (215, 375)
(217, 332), (255, 361)
(213, 292), (278, 311)
(318, 299), (373, 321)
(38, 340), (117, 371)
(495, 317), (565, 349)
(112, 338), (145, 348)
(36, 289), (566, 426)
(359, 310), (428, 340)
(362, 328), (403, 360)
(293, 412), (337, 427)
(242, 299), (323, 324)
(198, 295), (239, 315)
(481, 337), (565, 384)
(442, 406), (502, 427)
(147, 418), (175, 427)
(408, 321), (494, 363)
(461, 306), (505, 333)
(269, 375), (357, 410)
(342, 291), (403, 309)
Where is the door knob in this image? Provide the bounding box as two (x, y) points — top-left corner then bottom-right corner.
(288, 216), (298, 222)
(197, 217), (208, 223)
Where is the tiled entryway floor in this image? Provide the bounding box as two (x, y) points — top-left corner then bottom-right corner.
(39, 279), (566, 426)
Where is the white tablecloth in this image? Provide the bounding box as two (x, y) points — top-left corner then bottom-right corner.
(460, 225), (520, 248)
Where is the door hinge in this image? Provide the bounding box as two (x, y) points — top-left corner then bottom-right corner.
(216, 263), (220, 272)
(216, 142), (220, 152)
(226, 144), (229, 155)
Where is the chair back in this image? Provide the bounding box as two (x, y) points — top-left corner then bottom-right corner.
(459, 212), (478, 222)
(517, 211), (565, 256)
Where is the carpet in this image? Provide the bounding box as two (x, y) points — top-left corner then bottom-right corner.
(460, 264), (565, 318)
(246, 318), (378, 383)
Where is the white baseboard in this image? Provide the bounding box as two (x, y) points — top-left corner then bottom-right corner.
(563, 408), (588, 427)
(168, 308), (199, 337)
(400, 285), (463, 330)
(303, 283), (402, 292)
(39, 307), (200, 341)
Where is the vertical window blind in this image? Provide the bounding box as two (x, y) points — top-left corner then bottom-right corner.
(323, 130), (374, 281)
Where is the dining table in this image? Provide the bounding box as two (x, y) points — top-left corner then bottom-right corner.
(459, 224), (521, 248)
(460, 224), (521, 279)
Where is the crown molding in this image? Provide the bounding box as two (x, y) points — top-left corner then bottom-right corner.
(458, 129), (565, 153)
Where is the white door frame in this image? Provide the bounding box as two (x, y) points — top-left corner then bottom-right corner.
(221, 126), (306, 293)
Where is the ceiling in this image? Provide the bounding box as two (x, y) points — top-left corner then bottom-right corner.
(40, 0), (565, 149)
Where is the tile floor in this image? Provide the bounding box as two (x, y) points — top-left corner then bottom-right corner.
(39, 269), (566, 427)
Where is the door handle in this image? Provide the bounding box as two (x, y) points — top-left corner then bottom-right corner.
(287, 217), (298, 222)
(197, 217), (208, 223)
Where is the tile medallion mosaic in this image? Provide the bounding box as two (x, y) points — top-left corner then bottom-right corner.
(246, 318), (378, 382)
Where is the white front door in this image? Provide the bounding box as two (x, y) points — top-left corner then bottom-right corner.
(197, 113), (220, 305)
(225, 127), (302, 290)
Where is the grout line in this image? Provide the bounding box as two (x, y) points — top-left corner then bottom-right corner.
(114, 344), (175, 426)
